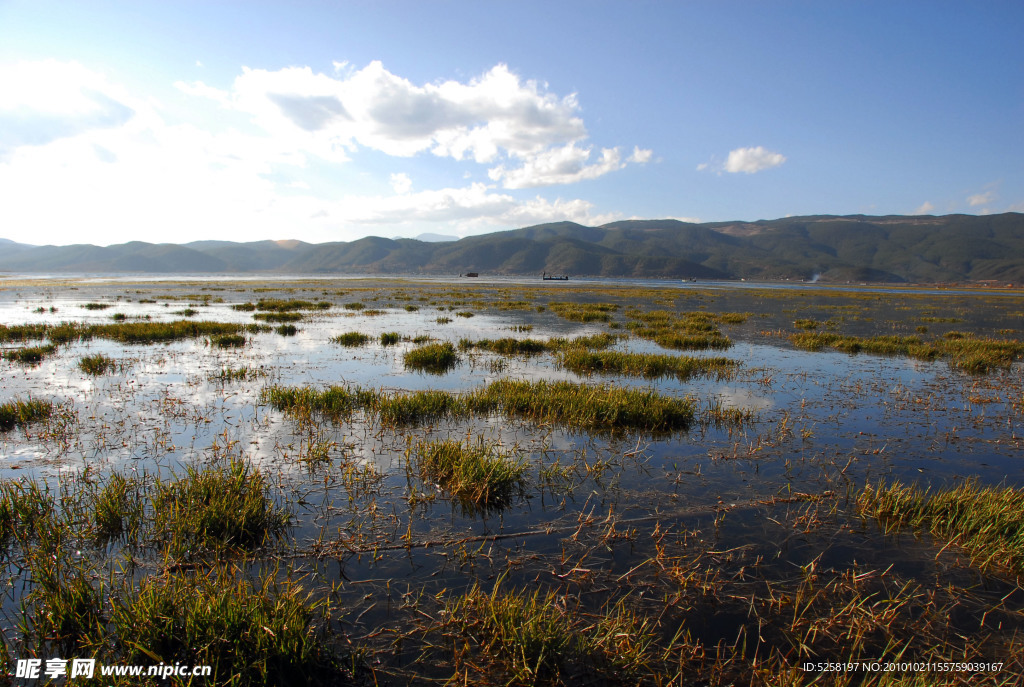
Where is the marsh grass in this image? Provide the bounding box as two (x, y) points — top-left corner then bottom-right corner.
(380, 331), (400, 346)
(548, 301), (618, 323)
(82, 302), (111, 310)
(253, 311), (303, 323)
(254, 298), (331, 311)
(211, 333), (247, 348)
(79, 353), (117, 375)
(0, 398), (52, 432)
(459, 337), (549, 355)
(263, 380), (698, 431)
(151, 459), (290, 558)
(210, 365), (269, 382)
(442, 585), (655, 684)
(110, 567), (338, 686)
(626, 310), (733, 350)
(410, 438), (526, 510)
(404, 341), (458, 373)
(2, 343), (57, 364)
(858, 480), (1024, 573)
(275, 324), (298, 336)
(331, 331), (370, 346)
(89, 472), (145, 543)
(558, 350), (738, 381)
(791, 331), (1024, 372)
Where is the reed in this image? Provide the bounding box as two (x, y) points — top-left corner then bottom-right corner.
(380, 331), (400, 346)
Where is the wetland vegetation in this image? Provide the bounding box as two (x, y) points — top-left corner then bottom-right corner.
(1, 276), (1023, 684)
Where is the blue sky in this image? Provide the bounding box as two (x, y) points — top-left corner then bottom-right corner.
(1, 1), (1021, 246)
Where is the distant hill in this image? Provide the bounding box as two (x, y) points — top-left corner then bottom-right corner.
(2, 213), (1023, 283)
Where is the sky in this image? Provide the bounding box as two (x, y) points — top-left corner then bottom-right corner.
(1, 1), (1022, 247)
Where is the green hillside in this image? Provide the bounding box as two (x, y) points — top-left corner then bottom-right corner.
(2, 213), (1022, 283)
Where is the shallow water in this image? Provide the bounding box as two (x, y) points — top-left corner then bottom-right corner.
(2, 276), (1023, 680)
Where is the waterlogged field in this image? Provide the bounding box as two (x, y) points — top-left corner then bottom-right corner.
(1, 276), (1023, 685)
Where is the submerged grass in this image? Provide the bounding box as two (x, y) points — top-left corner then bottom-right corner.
(410, 438), (526, 510)
(858, 480), (1024, 574)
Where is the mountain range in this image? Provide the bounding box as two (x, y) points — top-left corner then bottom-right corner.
(2, 213), (1023, 283)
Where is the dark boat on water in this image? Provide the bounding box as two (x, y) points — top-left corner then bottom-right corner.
(542, 272), (569, 281)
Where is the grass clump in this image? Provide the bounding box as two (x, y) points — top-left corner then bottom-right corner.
(275, 324), (298, 336)
(404, 341), (458, 374)
(211, 333), (246, 348)
(858, 480), (1024, 574)
(3, 344), (57, 364)
(791, 331), (1024, 372)
(89, 472), (145, 543)
(558, 350), (738, 380)
(82, 302), (111, 310)
(410, 439), (526, 510)
(151, 459), (290, 558)
(264, 380), (698, 432)
(255, 298), (331, 311)
(0, 398), (52, 432)
(548, 301), (618, 323)
(380, 331), (400, 346)
(474, 379), (695, 431)
(459, 337), (549, 355)
(443, 585), (655, 685)
(253, 311), (303, 323)
(331, 331), (370, 346)
(260, 385), (363, 419)
(110, 568), (337, 686)
(211, 366), (268, 382)
(79, 353), (117, 375)
(626, 310), (732, 350)
(343, 302), (365, 311)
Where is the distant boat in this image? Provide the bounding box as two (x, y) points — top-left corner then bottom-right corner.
(542, 272), (569, 281)
(464, 272), (479, 278)
(681, 277), (696, 283)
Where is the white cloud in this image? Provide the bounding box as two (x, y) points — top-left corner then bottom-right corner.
(487, 142), (626, 188)
(0, 59), (633, 245)
(913, 201), (935, 214)
(628, 146), (653, 164)
(723, 146), (786, 174)
(968, 191), (995, 206)
(389, 172), (412, 194)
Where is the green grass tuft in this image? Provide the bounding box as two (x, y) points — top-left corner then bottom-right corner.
(410, 438), (526, 510)
(151, 459), (290, 558)
(404, 341), (458, 374)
